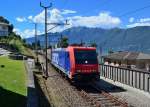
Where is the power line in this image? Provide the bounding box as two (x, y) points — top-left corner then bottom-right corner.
(81, 0), (111, 16)
(47, 21), (69, 32)
(119, 4), (150, 17)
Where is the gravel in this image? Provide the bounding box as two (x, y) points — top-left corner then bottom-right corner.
(37, 55), (92, 107)
(44, 65), (92, 107)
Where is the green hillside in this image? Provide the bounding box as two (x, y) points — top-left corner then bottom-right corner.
(0, 16), (35, 57)
(0, 33), (35, 57)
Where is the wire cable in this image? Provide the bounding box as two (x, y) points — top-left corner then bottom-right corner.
(82, 0), (111, 16)
(119, 4), (150, 17)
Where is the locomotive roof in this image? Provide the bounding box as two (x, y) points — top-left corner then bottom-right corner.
(52, 46), (96, 52)
(68, 46), (96, 50)
(52, 48), (66, 51)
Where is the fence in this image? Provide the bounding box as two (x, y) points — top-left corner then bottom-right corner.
(100, 64), (150, 93)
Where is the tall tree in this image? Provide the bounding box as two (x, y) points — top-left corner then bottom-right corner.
(60, 36), (69, 48)
(37, 40), (41, 49)
(0, 16), (9, 24)
(8, 24), (14, 34)
(90, 42), (97, 47)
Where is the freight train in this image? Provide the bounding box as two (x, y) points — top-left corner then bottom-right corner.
(51, 46), (100, 81)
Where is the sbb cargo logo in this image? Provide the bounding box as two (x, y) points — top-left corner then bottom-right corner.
(52, 53), (59, 64)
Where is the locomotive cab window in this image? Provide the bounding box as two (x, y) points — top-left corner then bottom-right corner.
(74, 50), (98, 64)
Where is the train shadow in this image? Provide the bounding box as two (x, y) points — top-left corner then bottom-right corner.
(73, 79), (126, 94)
(27, 87), (38, 107)
(0, 86), (27, 107)
(95, 79), (127, 93)
(34, 74), (52, 107)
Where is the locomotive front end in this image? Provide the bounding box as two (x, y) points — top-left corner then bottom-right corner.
(72, 47), (100, 81)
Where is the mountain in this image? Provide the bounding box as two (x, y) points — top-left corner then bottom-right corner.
(26, 26), (150, 54)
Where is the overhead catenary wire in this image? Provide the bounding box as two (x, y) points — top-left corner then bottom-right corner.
(80, 0), (111, 16)
(119, 4), (150, 17)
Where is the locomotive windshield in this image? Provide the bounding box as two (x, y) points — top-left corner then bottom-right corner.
(74, 50), (98, 64)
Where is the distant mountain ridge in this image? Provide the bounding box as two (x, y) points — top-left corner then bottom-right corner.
(26, 26), (150, 54)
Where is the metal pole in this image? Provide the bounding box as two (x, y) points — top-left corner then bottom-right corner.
(45, 7), (48, 78)
(34, 23), (38, 60)
(40, 2), (52, 79)
(40, 2), (68, 79)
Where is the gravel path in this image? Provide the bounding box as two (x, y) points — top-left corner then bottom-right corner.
(98, 77), (150, 107)
(25, 59), (38, 107)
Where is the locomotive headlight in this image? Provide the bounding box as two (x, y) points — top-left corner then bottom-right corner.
(93, 70), (96, 72)
(76, 70), (81, 72)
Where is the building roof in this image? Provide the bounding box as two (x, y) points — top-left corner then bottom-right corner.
(103, 51), (150, 60)
(137, 53), (150, 60)
(0, 22), (9, 26)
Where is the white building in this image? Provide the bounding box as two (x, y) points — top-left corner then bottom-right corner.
(0, 22), (9, 36)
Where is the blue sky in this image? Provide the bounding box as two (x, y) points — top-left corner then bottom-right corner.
(1, 0), (150, 38)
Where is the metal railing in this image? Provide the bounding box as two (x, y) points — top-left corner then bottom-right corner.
(100, 64), (150, 93)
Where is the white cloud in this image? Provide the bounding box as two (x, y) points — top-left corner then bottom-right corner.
(13, 28), (20, 33)
(13, 28), (44, 38)
(127, 22), (150, 28)
(46, 11), (121, 32)
(49, 8), (64, 23)
(139, 18), (150, 23)
(127, 17), (150, 28)
(28, 8), (64, 23)
(28, 15), (33, 20)
(129, 17), (134, 23)
(16, 17), (26, 22)
(28, 8), (120, 29)
(67, 12), (121, 28)
(16, 8), (121, 37)
(33, 10), (45, 23)
(62, 9), (76, 14)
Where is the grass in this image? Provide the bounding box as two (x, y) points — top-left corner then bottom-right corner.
(0, 35), (36, 58)
(0, 56), (27, 107)
(9, 39), (36, 57)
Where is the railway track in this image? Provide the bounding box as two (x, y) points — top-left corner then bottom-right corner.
(38, 55), (92, 107)
(76, 83), (128, 107)
(52, 69), (129, 107)
(50, 67), (129, 107)
(38, 54), (129, 107)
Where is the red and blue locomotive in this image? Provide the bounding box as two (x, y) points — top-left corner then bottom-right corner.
(51, 46), (100, 81)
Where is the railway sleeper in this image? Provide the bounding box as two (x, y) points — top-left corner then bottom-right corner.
(101, 102), (119, 107)
(80, 91), (124, 107)
(96, 98), (122, 106)
(100, 99), (121, 106)
(93, 99), (116, 107)
(99, 100), (116, 104)
(89, 94), (107, 98)
(95, 97), (110, 101)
